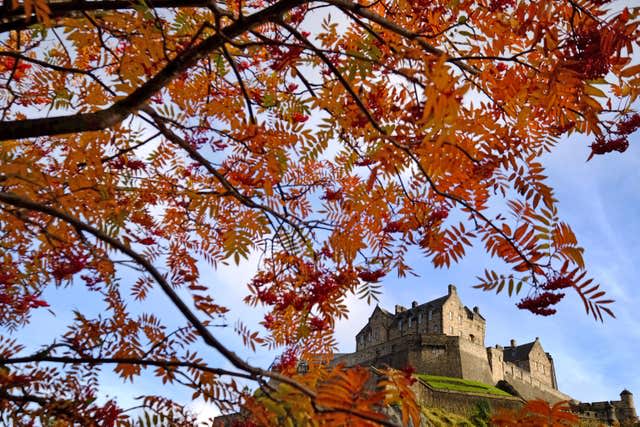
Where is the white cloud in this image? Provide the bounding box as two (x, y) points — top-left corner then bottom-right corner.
(188, 399), (221, 426)
(553, 351), (617, 402)
(334, 291), (375, 352)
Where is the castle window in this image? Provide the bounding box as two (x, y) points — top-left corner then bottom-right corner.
(398, 319), (402, 331)
(450, 326), (454, 335)
(408, 317), (412, 328)
(458, 314), (462, 323)
(449, 311), (453, 320)
(469, 334), (475, 343)
(428, 310), (433, 321)
(418, 312), (423, 324)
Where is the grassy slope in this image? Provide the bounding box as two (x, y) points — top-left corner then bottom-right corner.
(422, 407), (476, 426)
(416, 374), (513, 397)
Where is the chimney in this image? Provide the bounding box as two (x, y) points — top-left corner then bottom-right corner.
(395, 305), (406, 314)
(473, 306), (480, 314)
(412, 301), (418, 309)
(448, 284), (457, 295)
(510, 339), (517, 347)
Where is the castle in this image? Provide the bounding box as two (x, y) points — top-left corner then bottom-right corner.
(335, 284), (639, 425)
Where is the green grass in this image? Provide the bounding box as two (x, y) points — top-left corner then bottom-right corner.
(422, 407), (475, 426)
(416, 374), (513, 397)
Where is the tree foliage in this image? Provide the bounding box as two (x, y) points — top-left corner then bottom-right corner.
(492, 400), (580, 426)
(0, 0), (639, 424)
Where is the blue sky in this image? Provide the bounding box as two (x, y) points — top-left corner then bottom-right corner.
(6, 4), (640, 422)
(94, 128), (640, 416)
(330, 129), (640, 404)
(12, 114), (640, 424)
(198, 125), (640, 416)
(13, 77), (640, 425)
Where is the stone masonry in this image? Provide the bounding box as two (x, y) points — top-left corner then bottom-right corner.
(335, 284), (640, 425)
(337, 284), (569, 402)
(571, 390), (639, 426)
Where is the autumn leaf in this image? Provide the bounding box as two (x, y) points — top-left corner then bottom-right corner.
(0, 0), (637, 424)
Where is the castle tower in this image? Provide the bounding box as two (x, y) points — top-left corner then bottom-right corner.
(616, 389), (639, 423)
(620, 389), (635, 408)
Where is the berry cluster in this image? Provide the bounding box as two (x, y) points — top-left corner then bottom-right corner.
(357, 268), (385, 283)
(488, 0), (516, 12)
(272, 347), (298, 372)
(516, 291), (565, 316)
(50, 251), (90, 281)
(589, 113), (640, 160)
(543, 275), (573, 291)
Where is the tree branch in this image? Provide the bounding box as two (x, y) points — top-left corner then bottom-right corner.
(0, 0), (225, 33)
(278, 21), (536, 278)
(325, 0), (479, 74)
(0, 191), (321, 411)
(0, 0), (305, 141)
(0, 354), (255, 381)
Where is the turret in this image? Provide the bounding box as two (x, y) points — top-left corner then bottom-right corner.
(617, 389), (639, 423)
(448, 284), (457, 295)
(620, 389), (635, 409)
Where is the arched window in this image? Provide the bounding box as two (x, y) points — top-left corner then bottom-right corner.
(469, 334), (475, 343)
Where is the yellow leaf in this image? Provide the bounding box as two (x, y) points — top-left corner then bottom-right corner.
(584, 84), (607, 98)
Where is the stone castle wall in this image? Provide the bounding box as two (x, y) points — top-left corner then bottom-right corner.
(340, 331), (569, 403)
(458, 336), (495, 385)
(341, 332), (505, 386)
(410, 335), (463, 378)
(339, 334), (465, 379)
(411, 376), (524, 417)
(339, 287), (640, 420)
(571, 392), (640, 426)
(502, 364), (570, 403)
